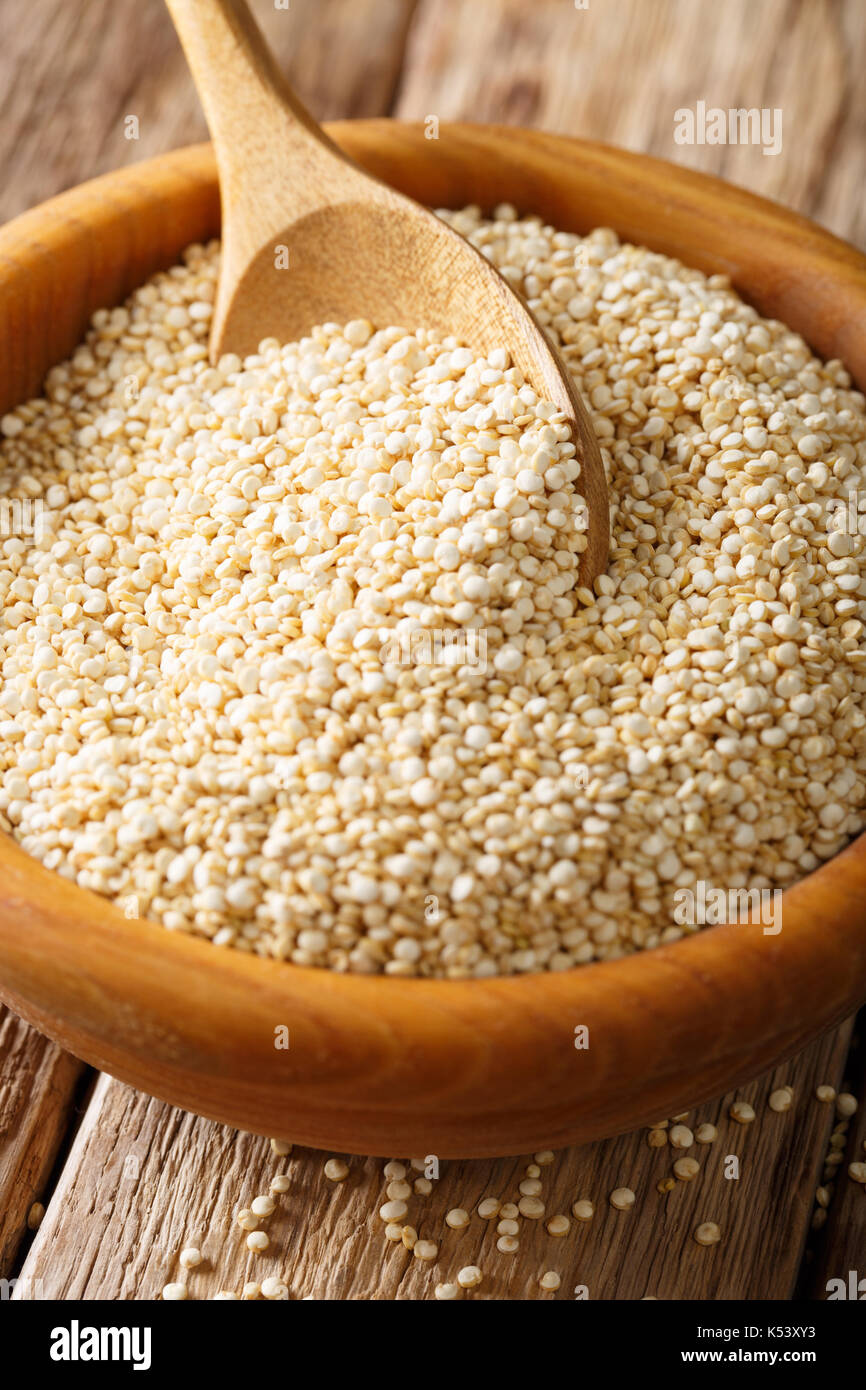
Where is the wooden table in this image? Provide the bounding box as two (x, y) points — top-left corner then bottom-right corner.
(1, 0), (865, 1301)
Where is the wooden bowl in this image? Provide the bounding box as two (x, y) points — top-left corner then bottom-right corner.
(2, 123), (866, 1159)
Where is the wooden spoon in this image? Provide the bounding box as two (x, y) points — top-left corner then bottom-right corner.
(165, 0), (608, 585)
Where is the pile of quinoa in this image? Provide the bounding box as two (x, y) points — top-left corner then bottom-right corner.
(1, 205), (865, 977)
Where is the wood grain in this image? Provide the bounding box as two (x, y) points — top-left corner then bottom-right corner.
(804, 1022), (866, 1299)
(396, 0), (866, 250)
(6, 0), (863, 245)
(0, 1008), (84, 1278)
(14, 1024), (852, 1299)
(0, 0), (417, 223)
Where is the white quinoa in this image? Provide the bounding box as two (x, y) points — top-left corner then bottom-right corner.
(2, 205), (866, 977)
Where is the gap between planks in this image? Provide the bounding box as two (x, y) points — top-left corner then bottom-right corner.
(803, 1015), (866, 1299)
(0, 1008), (85, 1278)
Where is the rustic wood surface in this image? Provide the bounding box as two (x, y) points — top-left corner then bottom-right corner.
(805, 1023), (866, 1300)
(0, 0), (417, 222)
(2, 0), (864, 251)
(0, 1009), (84, 1279)
(15, 1024), (855, 1300)
(394, 0), (866, 250)
(0, 0), (865, 1299)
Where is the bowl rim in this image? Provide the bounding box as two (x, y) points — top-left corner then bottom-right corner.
(1, 122), (866, 1154)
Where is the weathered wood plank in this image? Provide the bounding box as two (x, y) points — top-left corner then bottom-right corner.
(0, 1008), (84, 1278)
(804, 1020), (866, 1299)
(15, 1024), (851, 1299)
(395, 0), (866, 249)
(0, 0), (417, 222)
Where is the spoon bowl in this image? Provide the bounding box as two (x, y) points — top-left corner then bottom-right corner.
(166, 0), (609, 585)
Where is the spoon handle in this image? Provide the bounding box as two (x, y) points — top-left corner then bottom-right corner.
(165, 0), (353, 244)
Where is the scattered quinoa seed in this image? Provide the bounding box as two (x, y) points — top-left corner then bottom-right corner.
(729, 1101), (756, 1125)
(610, 1187), (636, 1211)
(477, 1198), (501, 1220)
(379, 1200), (408, 1223)
(694, 1222), (722, 1246)
(435, 1282), (461, 1300)
(768, 1087), (793, 1113)
(669, 1125), (694, 1150)
(518, 1196), (546, 1219)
